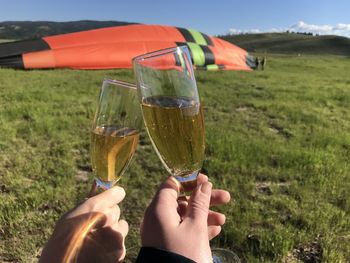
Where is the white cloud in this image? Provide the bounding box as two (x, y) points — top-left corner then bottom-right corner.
(269, 28), (282, 33)
(229, 28), (261, 34)
(228, 21), (350, 38)
(289, 21), (333, 35)
(228, 28), (241, 34)
(335, 24), (350, 30)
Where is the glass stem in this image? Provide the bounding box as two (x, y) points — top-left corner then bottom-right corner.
(176, 170), (200, 196)
(89, 178), (114, 196)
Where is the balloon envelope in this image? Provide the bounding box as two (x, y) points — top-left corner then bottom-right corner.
(0, 24), (255, 71)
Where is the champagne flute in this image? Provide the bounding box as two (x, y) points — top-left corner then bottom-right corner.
(90, 79), (142, 193)
(133, 46), (205, 190)
(133, 46), (240, 262)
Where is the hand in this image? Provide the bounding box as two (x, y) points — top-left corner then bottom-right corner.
(39, 186), (129, 263)
(140, 174), (231, 263)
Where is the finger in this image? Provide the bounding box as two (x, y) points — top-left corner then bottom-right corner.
(193, 174), (231, 206)
(182, 173), (208, 193)
(208, 225), (222, 240)
(147, 176), (182, 225)
(103, 205), (121, 227)
(177, 188), (230, 218)
(210, 189), (231, 206)
(119, 220), (129, 261)
(208, 210), (226, 226)
(157, 176), (181, 200)
(109, 219), (128, 262)
(197, 173), (209, 184)
(88, 186), (126, 208)
(152, 176), (181, 209)
(177, 198), (188, 218)
(185, 181), (212, 225)
(110, 219), (129, 238)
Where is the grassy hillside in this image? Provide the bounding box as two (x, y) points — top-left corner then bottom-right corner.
(0, 55), (349, 262)
(220, 32), (350, 56)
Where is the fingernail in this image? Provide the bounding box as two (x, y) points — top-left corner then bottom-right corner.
(113, 186), (126, 196)
(199, 173), (208, 179)
(201, 182), (212, 194)
(222, 214), (226, 225)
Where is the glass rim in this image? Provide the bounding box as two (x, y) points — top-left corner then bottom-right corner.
(103, 78), (137, 90)
(132, 45), (189, 63)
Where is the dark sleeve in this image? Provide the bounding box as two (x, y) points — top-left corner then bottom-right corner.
(136, 247), (196, 263)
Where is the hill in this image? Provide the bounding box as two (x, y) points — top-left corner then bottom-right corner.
(0, 20), (134, 39)
(219, 32), (350, 56)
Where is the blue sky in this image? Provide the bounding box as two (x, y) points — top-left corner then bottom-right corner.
(1, 0), (350, 37)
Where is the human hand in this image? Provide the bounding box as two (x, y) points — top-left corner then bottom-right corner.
(39, 186), (128, 263)
(140, 174), (231, 263)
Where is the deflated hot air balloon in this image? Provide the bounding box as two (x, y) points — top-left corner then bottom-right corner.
(0, 24), (255, 71)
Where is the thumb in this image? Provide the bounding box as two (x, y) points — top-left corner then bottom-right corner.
(185, 181), (212, 224)
(146, 176), (181, 224)
(154, 176), (181, 204)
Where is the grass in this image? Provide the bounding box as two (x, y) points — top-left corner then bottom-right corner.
(220, 32), (350, 56)
(0, 54), (349, 262)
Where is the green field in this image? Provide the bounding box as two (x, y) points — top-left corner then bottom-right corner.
(220, 33), (350, 57)
(0, 54), (349, 262)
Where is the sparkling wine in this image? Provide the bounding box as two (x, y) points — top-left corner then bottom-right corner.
(90, 125), (139, 182)
(141, 96), (205, 177)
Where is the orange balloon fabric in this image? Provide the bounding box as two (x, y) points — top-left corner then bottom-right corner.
(0, 24), (255, 71)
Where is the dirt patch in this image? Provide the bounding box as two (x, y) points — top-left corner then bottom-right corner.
(75, 170), (89, 183)
(256, 181), (273, 195)
(255, 181), (291, 195)
(0, 184), (8, 193)
(236, 106), (248, 112)
(269, 123), (293, 139)
(283, 237), (322, 263)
